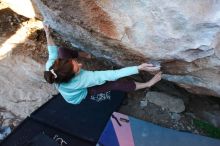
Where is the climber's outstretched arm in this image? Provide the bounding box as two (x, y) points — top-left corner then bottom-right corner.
(43, 24), (55, 46)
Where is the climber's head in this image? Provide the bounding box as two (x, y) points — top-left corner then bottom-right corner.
(44, 58), (82, 84)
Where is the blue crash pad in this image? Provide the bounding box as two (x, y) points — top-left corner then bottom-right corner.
(97, 112), (220, 146)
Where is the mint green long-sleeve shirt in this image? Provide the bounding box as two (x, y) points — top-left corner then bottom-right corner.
(46, 46), (139, 104)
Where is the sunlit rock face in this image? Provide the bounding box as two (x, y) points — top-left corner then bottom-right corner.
(0, 56), (57, 118)
(2, 0), (42, 19)
(34, 0), (220, 97)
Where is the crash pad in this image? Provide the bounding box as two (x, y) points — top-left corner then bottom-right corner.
(97, 112), (220, 146)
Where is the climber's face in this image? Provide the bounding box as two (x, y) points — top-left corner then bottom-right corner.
(71, 59), (82, 74)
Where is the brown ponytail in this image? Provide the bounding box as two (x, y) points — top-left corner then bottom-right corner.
(44, 71), (55, 84)
(44, 58), (75, 84)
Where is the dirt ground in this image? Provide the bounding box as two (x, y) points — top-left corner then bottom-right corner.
(1, 1), (220, 141)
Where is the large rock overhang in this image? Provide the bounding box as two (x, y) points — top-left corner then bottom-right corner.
(32, 0), (220, 97)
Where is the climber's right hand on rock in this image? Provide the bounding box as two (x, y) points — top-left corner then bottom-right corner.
(138, 63), (160, 72)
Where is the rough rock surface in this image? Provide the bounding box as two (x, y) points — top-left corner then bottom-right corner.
(27, 0), (220, 97)
(0, 55), (57, 118)
(144, 91), (185, 113)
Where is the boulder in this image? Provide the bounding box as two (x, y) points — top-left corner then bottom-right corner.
(145, 92), (185, 113)
(0, 56), (57, 118)
(30, 0), (220, 97)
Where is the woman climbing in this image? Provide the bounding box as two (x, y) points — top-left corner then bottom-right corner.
(43, 24), (162, 104)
